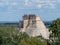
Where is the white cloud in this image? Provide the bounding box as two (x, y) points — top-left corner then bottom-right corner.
(0, 0), (18, 6)
(0, 0), (59, 9)
(37, 4), (42, 8)
(24, 0), (29, 5)
(0, 2), (4, 6)
(24, 0), (58, 9)
(58, 0), (60, 2)
(24, 0), (34, 7)
(10, 2), (17, 6)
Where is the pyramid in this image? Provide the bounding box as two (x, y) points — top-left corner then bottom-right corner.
(19, 14), (49, 39)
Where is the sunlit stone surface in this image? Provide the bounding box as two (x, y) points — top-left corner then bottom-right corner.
(19, 14), (49, 39)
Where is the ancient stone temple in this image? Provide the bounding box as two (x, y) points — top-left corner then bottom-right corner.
(19, 14), (49, 39)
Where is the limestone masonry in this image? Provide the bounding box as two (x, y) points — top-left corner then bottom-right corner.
(19, 14), (49, 39)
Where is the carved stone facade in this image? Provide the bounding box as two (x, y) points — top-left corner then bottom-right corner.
(19, 14), (49, 39)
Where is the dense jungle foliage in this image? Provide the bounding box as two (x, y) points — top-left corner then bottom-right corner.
(0, 18), (60, 45)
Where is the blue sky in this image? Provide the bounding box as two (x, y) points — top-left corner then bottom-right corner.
(0, 0), (60, 22)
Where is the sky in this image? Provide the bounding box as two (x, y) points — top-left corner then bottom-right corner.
(0, 0), (60, 22)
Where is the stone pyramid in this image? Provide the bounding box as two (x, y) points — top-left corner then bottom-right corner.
(19, 14), (49, 39)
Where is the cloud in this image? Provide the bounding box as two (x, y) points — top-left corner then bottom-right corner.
(24, 0), (58, 9)
(24, 0), (29, 5)
(0, 0), (59, 10)
(0, 0), (18, 6)
(0, 2), (4, 6)
(58, 0), (60, 3)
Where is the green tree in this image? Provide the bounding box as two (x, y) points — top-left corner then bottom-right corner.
(49, 18), (60, 45)
(0, 24), (47, 45)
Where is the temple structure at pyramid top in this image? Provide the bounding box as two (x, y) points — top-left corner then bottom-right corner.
(19, 14), (49, 39)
